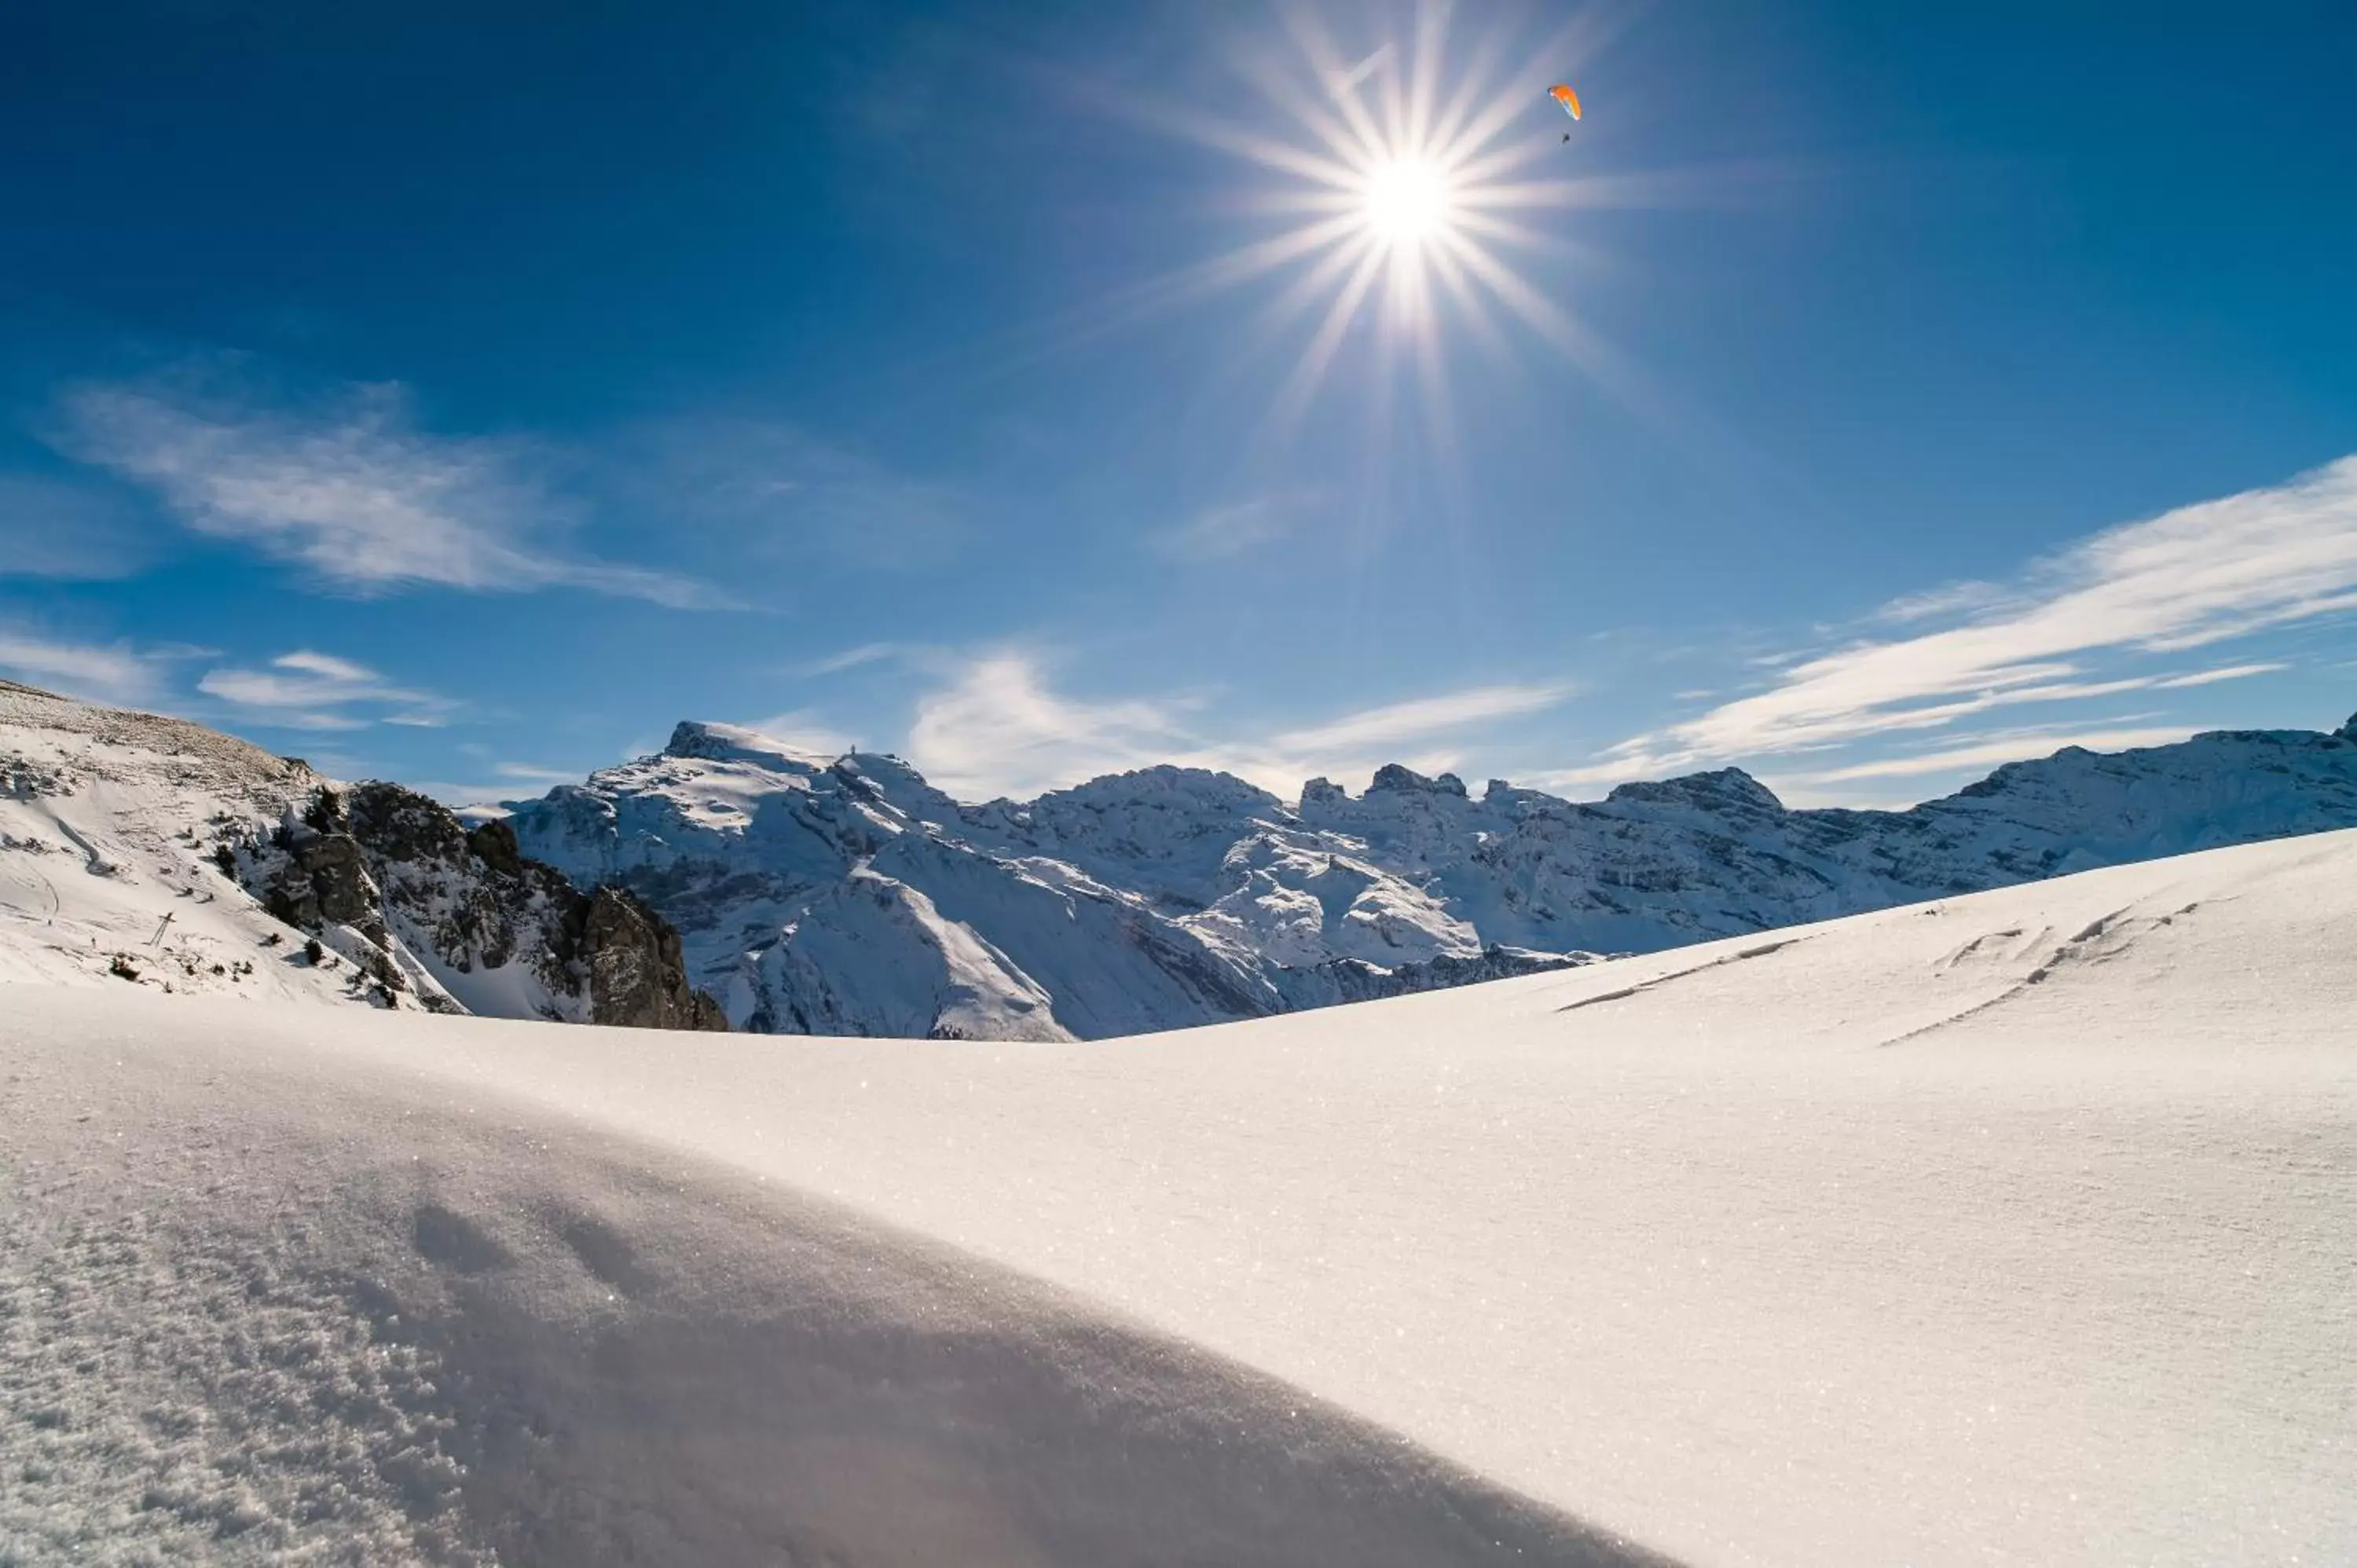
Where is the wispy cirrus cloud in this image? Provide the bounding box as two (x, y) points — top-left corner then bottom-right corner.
(1270, 683), (1574, 757)
(2152, 661), (2288, 689)
(196, 650), (458, 732)
(1795, 726), (2201, 786)
(1582, 456), (2357, 782)
(51, 375), (722, 606)
(405, 761), (594, 809)
(1147, 493), (1319, 562)
(901, 650), (1574, 800)
(0, 632), (165, 705)
(905, 653), (1196, 798)
(739, 709), (860, 757)
(794, 641), (921, 677)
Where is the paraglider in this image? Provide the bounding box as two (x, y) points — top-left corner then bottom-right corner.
(1549, 83), (1582, 141)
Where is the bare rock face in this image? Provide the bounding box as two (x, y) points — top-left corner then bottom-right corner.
(465, 817), (528, 877)
(295, 835), (379, 931)
(235, 782), (724, 1031)
(579, 886), (729, 1032)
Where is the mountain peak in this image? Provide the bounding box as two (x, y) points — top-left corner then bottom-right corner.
(663, 720), (838, 769)
(2340, 710), (2357, 742)
(1606, 767), (1784, 814)
(1044, 764), (1278, 811)
(1367, 764), (1468, 798)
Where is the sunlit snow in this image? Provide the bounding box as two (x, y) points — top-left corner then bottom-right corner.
(5, 827), (2352, 1564)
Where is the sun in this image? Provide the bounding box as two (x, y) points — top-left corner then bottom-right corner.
(1094, 2), (1628, 441)
(1361, 156), (1453, 247)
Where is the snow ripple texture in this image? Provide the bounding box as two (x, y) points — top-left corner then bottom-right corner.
(0, 1024), (1654, 1568)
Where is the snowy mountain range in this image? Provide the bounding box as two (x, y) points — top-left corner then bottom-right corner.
(503, 709), (2357, 1040)
(9, 672), (2352, 1042)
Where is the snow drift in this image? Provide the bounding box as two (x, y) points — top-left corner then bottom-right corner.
(6, 827), (2353, 1564)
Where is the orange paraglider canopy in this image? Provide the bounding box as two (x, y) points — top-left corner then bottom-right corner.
(1549, 83), (1582, 121)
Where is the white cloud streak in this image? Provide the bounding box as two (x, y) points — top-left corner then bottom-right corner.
(906, 654), (1197, 799)
(2153, 661), (2288, 689)
(901, 652), (1574, 800)
(196, 650), (456, 733)
(0, 635), (160, 705)
(1795, 727), (2201, 785)
(1591, 456), (2357, 778)
(269, 650), (378, 683)
(739, 709), (860, 758)
(53, 378), (720, 606)
(796, 642), (913, 677)
(1147, 495), (1310, 562)
(1270, 684), (1574, 754)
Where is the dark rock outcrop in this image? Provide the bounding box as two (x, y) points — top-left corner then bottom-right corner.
(577, 886), (730, 1032)
(466, 818), (528, 877)
(1606, 768), (1784, 815)
(1368, 764), (1468, 797)
(234, 782), (724, 1031)
(1296, 944), (1589, 1008)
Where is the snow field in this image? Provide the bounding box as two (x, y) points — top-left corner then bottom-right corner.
(5, 826), (2355, 1563)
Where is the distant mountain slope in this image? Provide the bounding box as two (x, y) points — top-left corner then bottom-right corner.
(503, 709), (2357, 1040)
(0, 681), (720, 1029)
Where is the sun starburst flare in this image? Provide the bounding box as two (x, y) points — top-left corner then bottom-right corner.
(1361, 156), (1454, 245)
(1118, 2), (1633, 442)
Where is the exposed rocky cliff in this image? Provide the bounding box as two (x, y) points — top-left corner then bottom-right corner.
(230, 780), (724, 1029)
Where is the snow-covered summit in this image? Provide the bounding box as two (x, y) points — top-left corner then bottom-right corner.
(661, 718), (840, 771)
(504, 709), (2357, 1040)
(1604, 764), (1785, 813)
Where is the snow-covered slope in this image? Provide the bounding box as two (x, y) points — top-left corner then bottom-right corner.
(7, 829), (2352, 1565)
(0, 678), (376, 1006)
(0, 682), (720, 1029)
(505, 712), (2357, 1039)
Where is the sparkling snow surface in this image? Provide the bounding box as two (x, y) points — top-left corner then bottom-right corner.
(5, 830), (2354, 1565)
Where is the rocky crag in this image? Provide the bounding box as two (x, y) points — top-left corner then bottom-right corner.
(230, 780), (724, 1030)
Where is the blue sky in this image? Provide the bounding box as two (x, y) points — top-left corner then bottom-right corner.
(2, 0), (2353, 807)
